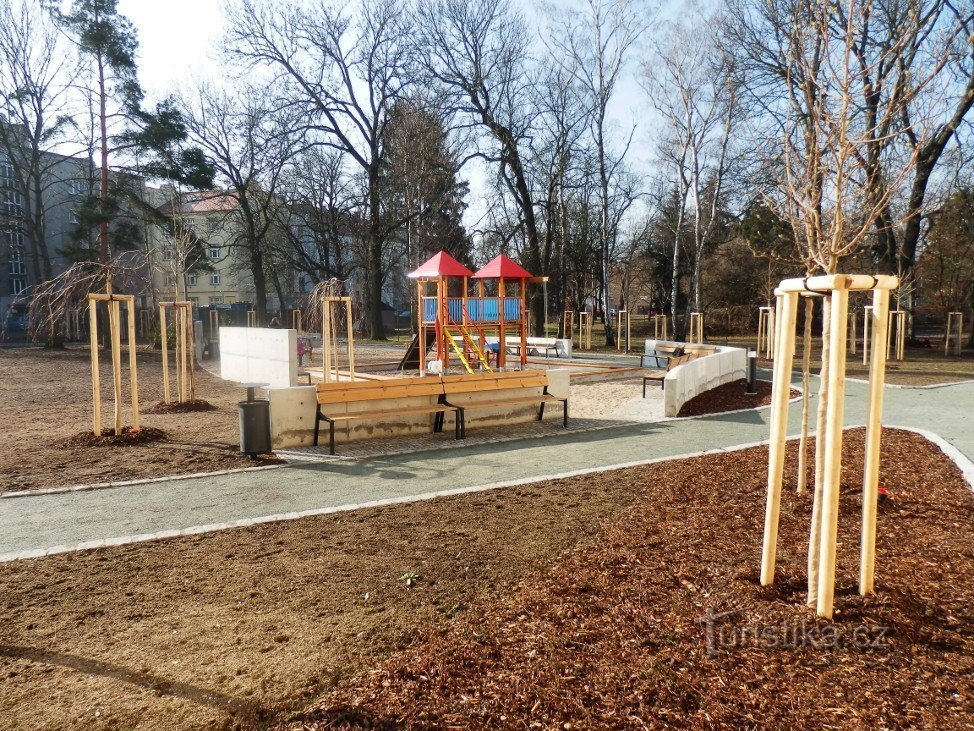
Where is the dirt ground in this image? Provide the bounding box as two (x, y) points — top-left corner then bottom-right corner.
(0, 429), (969, 730)
(0, 464), (645, 730)
(0, 346), (280, 492)
(284, 428), (974, 730)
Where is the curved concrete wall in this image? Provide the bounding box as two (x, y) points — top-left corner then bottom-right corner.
(644, 340), (747, 417)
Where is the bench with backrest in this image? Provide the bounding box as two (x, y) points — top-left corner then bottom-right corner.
(441, 370), (568, 438)
(641, 348), (697, 397)
(313, 377), (459, 454)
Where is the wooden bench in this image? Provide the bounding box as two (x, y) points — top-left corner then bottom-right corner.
(641, 344), (685, 369)
(313, 377), (459, 454)
(441, 370), (568, 438)
(641, 349), (696, 397)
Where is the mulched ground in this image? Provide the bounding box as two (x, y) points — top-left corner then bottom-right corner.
(279, 428), (974, 731)
(0, 428), (969, 730)
(0, 347), (281, 492)
(677, 378), (787, 417)
(64, 426), (167, 447)
(144, 399), (218, 414)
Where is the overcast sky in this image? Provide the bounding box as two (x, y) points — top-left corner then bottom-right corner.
(117, 0), (657, 229)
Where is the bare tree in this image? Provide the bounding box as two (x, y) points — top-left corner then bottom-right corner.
(646, 6), (739, 335)
(0, 0), (80, 294)
(225, 0), (416, 338)
(548, 0), (645, 344)
(180, 82), (302, 324)
(416, 0), (550, 330)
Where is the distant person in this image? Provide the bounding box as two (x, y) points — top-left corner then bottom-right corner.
(269, 316), (281, 328)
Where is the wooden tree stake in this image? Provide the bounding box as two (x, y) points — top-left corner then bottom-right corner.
(760, 291), (799, 585)
(89, 299), (101, 435)
(816, 287), (850, 619)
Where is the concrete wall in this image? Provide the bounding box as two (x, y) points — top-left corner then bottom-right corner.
(484, 337), (573, 359)
(268, 368), (571, 449)
(220, 327), (297, 389)
(644, 340), (747, 417)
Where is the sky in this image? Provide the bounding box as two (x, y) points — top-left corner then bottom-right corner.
(117, 0), (660, 229)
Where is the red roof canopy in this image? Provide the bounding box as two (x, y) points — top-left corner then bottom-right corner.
(408, 251), (475, 279)
(472, 254), (534, 279)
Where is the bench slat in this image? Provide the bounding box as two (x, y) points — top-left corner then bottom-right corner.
(322, 404), (456, 421)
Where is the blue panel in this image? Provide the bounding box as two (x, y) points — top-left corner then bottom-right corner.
(448, 298), (463, 322)
(482, 298), (499, 322)
(467, 299), (482, 321)
(423, 299), (436, 321)
(504, 297), (521, 320)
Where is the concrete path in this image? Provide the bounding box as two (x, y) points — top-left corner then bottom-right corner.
(1, 375), (971, 560)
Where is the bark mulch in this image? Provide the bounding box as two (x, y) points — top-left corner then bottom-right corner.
(64, 426), (167, 447)
(677, 378), (797, 417)
(144, 399), (218, 414)
(281, 428), (974, 731)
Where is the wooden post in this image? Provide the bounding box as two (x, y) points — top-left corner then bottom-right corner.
(563, 310), (575, 345)
(247, 310), (256, 327)
(816, 287), (850, 619)
(689, 312), (704, 344)
(862, 305), (873, 366)
(209, 308), (219, 340)
(345, 297), (356, 382)
(109, 299), (123, 436)
(848, 309), (857, 355)
(126, 298), (140, 430)
(860, 287), (890, 596)
(887, 310), (905, 361)
(322, 299), (332, 383)
(179, 306), (189, 401)
(945, 312), (963, 356)
(187, 307), (196, 401)
(797, 296), (813, 494)
(616, 310), (630, 352)
(89, 298), (101, 435)
(760, 291), (799, 585)
(160, 304), (170, 403)
(292, 308), (302, 335)
(417, 280), (426, 374)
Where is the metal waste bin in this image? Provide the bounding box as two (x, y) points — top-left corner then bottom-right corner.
(238, 383), (271, 456)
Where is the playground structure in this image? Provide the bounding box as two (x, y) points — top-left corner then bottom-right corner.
(87, 291), (140, 436)
(409, 251), (535, 373)
(756, 306), (774, 359)
(945, 312), (964, 356)
(615, 310), (631, 352)
(158, 302), (196, 404)
(578, 311), (592, 350)
(887, 310), (906, 361)
(761, 274), (898, 620)
(322, 296), (355, 383)
(688, 312), (704, 344)
(651, 314), (669, 340)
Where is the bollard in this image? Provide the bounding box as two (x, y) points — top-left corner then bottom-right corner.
(746, 349), (758, 395)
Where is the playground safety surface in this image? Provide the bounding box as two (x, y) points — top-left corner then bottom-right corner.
(0, 428), (969, 730)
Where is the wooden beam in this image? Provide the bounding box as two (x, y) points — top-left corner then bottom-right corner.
(860, 287), (890, 596)
(760, 291), (798, 585)
(816, 288), (850, 619)
(89, 299), (101, 436)
(126, 298), (140, 431)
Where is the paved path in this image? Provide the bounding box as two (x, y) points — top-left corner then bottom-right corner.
(1, 375), (971, 560)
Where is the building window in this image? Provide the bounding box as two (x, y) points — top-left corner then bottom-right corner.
(209, 246), (219, 260)
(69, 209), (80, 226)
(210, 273), (221, 285)
(189, 297), (199, 306)
(9, 277), (26, 295)
(2, 190), (23, 218)
(0, 154), (15, 188)
(67, 179), (85, 196)
(187, 274), (197, 286)
(4, 228), (25, 248)
(8, 249), (26, 276)
(209, 295), (224, 304)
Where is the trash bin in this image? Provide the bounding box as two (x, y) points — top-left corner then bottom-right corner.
(238, 383), (271, 455)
